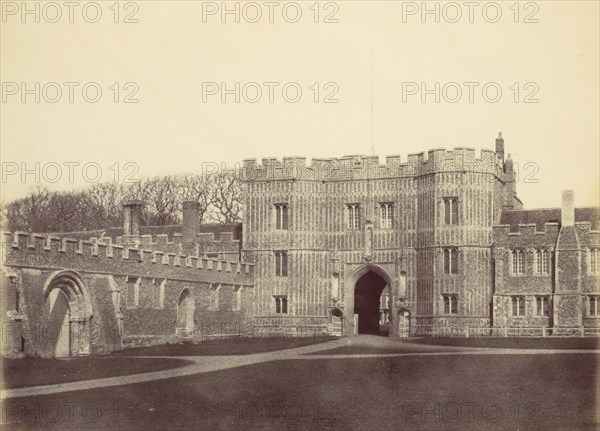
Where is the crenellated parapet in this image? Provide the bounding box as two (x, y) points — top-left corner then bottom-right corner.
(111, 233), (184, 254)
(1, 231), (254, 286)
(416, 147), (502, 177)
(242, 147), (504, 182)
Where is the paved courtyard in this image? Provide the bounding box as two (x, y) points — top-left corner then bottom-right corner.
(2, 336), (598, 430)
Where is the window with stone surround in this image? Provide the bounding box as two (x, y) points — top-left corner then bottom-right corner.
(153, 278), (165, 309)
(443, 197), (459, 225)
(511, 296), (526, 316)
(534, 249), (549, 274)
(535, 296), (550, 317)
(589, 296), (599, 317)
(274, 295), (288, 314)
(347, 204), (360, 230)
(208, 284), (221, 311)
(442, 294), (458, 314)
(443, 248), (459, 274)
(275, 250), (288, 277)
(233, 286), (242, 312)
(590, 249), (599, 274)
(380, 202), (394, 229)
(275, 204), (289, 230)
(511, 250), (524, 275)
(126, 276), (140, 309)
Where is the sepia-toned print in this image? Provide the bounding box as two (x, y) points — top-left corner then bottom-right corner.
(1, 1), (598, 430)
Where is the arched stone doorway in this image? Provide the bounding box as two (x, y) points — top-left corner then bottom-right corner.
(329, 308), (344, 336)
(397, 308), (411, 338)
(176, 288), (195, 337)
(44, 271), (93, 357)
(354, 271), (388, 335)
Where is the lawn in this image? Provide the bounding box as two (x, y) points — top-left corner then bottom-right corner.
(410, 336), (600, 350)
(2, 350), (597, 430)
(313, 336), (600, 355)
(1, 357), (192, 390)
(113, 335), (337, 356)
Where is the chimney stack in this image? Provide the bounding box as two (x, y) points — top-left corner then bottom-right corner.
(122, 200), (144, 248)
(561, 190), (575, 226)
(495, 132), (505, 162)
(182, 201), (200, 241)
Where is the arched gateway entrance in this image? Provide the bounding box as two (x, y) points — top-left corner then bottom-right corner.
(352, 266), (391, 336)
(44, 271), (93, 357)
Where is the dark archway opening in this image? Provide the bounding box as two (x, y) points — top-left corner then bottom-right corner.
(354, 271), (388, 335)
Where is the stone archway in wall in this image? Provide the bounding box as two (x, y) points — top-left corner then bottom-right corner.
(176, 288), (195, 337)
(397, 308), (411, 338)
(349, 265), (393, 336)
(44, 271), (93, 358)
(329, 308), (344, 336)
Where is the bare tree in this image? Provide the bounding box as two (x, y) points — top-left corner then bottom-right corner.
(0, 200), (8, 231)
(87, 182), (125, 228)
(4, 168), (246, 232)
(145, 175), (180, 226)
(6, 186), (51, 232)
(207, 170), (243, 223)
(45, 191), (93, 232)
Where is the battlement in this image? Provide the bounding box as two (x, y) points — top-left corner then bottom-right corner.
(113, 233), (186, 254)
(242, 147), (503, 182)
(89, 230), (242, 256)
(1, 231), (254, 285)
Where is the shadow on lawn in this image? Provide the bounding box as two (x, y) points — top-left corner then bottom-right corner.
(112, 336), (338, 356)
(2, 357), (193, 390)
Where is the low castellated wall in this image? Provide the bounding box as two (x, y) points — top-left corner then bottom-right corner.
(91, 228), (242, 262)
(1, 231), (254, 358)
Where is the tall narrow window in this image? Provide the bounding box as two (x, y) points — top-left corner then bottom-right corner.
(534, 249), (549, 274)
(233, 286), (242, 312)
(347, 204), (360, 229)
(443, 248), (459, 274)
(511, 296), (525, 316)
(153, 278), (165, 309)
(274, 296), (288, 314)
(590, 249), (599, 274)
(275, 204), (288, 230)
(380, 203), (394, 229)
(126, 276), (140, 308)
(209, 284), (221, 311)
(442, 294), (458, 314)
(536, 296), (549, 317)
(511, 250), (524, 274)
(589, 296), (599, 317)
(275, 251), (288, 277)
(443, 197), (459, 225)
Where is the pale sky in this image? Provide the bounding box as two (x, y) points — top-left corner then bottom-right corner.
(1, 0), (599, 210)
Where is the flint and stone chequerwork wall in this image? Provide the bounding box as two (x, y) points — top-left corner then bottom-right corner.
(2, 136), (598, 357)
(242, 139), (524, 336)
(1, 231), (254, 358)
(492, 196), (600, 336)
